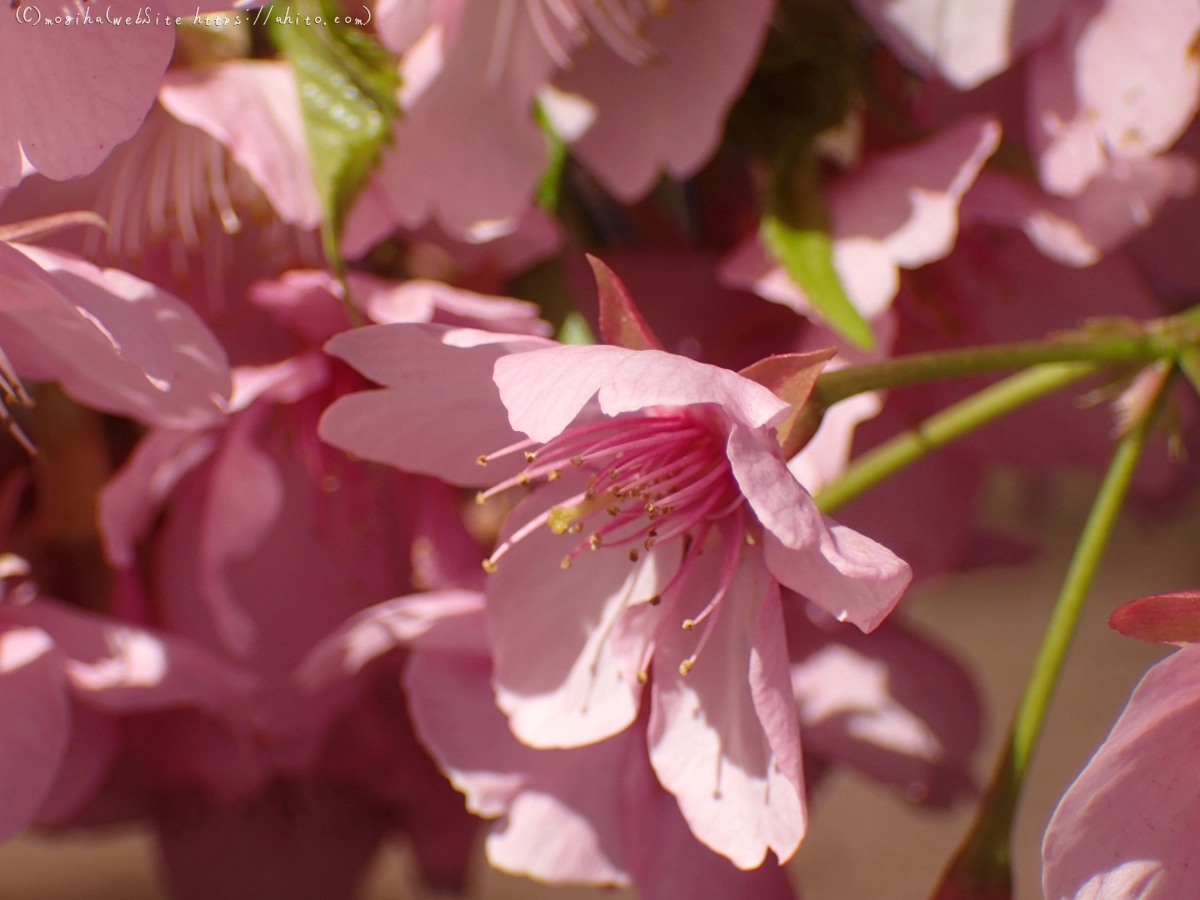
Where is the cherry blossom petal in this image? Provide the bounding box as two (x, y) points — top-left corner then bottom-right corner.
(374, 0), (555, 237)
(728, 422), (911, 632)
(159, 61), (321, 229)
(648, 550), (805, 868)
(962, 161), (1198, 267)
(0, 243), (231, 428)
(197, 405), (284, 656)
(0, 0), (174, 187)
(850, 0), (1068, 90)
(488, 482), (671, 747)
(5, 601), (255, 717)
(493, 344), (789, 443)
(320, 324), (551, 486)
(787, 605), (981, 806)
(358, 277), (548, 335)
(406, 651), (631, 885)
(1109, 591), (1200, 645)
(555, 0), (774, 201)
(0, 625), (70, 842)
(98, 430), (219, 568)
(1043, 645), (1200, 900)
(721, 117), (999, 320)
(622, 731), (796, 900)
(299, 590), (489, 685)
(1030, 0), (1200, 197)
(33, 701), (120, 828)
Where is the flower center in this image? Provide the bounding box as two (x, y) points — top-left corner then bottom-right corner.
(477, 411), (742, 571)
(479, 410), (752, 679)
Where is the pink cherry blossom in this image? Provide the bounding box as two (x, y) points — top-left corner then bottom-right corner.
(1042, 644), (1200, 900)
(371, 0), (775, 237)
(319, 268), (912, 867)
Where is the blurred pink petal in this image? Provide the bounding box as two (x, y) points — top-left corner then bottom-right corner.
(299, 590), (489, 685)
(555, 0), (774, 201)
(0, 625), (70, 841)
(962, 160), (1198, 267)
(1043, 645), (1200, 900)
(1029, 0), (1200, 197)
(1109, 591), (1200, 645)
(159, 62), (321, 230)
(721, 117), (1000, 320)
(99, 430), (218, 568)
(786, 603), (981, 805)
(0, 0), (173, 187)
(851, 0), (1068, 90)
(375, 0), (554, 237)
(0, 243), (231, 428)
(196, 404), (285, 656)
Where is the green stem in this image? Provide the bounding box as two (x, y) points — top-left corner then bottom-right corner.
(815, 335), (1164, 408)
(815, 362), (1097, 514)
(930, 367), (1173, 900)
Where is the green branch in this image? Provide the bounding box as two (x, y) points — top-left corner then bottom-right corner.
(815, 334), (1164, 409)
(815, 362), (1097, 514)
(929, 366), (1174, 900)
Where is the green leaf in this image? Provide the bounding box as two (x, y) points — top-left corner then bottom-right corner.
(270, 0), (399, 274)
(1179, 346), (1200, 398)
(761, 214), (874, 350)
(557, 311), (596, 345)
(534, 99), (567, 213)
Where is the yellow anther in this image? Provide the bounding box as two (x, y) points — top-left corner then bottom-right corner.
(547, 469), (561, 482)
(679, 658), (695, 676)
(568, 521), (585, 534)
(549, 505), (580, 534)
(607, 504), (621, 516)
(636, 670), (648, 684)
(481, 558), (497, 573)
(589, 533), (603, 550)
(517, 473), (531, 486)
(682, 618), (695, 630)
(475, 491), (487, 505)
(524, 451), (537, 462)
(648, 595), (661, 606)
(570, 455), (583, 466)
(476, 454), (488, 466)
(644, 502), (657, 515)
(560, 556), (573, 570)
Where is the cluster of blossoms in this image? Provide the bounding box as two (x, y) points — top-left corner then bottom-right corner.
(3, 0), (1200, 898)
